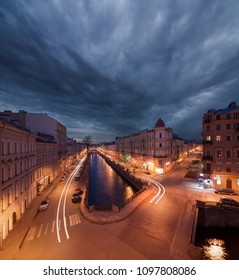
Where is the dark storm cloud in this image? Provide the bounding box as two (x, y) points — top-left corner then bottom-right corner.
(1, 0), (239, 142)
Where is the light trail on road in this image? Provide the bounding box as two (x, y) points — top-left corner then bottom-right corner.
(56, 156), (86, 243)
(143, 177), (166, 204)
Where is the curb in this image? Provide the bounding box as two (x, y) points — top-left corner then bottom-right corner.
(80, 187), (155, 224)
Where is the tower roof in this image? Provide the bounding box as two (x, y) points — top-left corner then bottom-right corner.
(155, 118), (165, 128)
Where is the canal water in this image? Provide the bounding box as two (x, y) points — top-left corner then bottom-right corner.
(87, 152), (135, 210)
(195, 226), (239, 260)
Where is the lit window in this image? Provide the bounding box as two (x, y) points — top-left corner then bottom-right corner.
(206, 136), (211, 141)
(216, 136), (221, 141)
(216, 176), (222, 185)
(237, 179), (239, 187)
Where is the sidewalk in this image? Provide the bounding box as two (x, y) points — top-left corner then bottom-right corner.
(0, 177), (60, 260)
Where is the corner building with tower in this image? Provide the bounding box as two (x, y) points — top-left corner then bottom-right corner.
(116, 118), (191, 174)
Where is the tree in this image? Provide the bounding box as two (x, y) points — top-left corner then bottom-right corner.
(83, 135), (92, 151)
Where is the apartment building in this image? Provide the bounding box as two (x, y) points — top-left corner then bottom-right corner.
(0, 110), (67, 154)
(0, 121), (38, 242)
(116, 118), (188, 174)
(202, 101), (239, 190)
(0, 112), (81, 244)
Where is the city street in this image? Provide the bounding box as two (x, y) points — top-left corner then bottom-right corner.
(1, 158), (217, 260)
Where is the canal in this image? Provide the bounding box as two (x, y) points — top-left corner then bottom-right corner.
(195, 226), (239, 260)
(87, 152), (135, 210)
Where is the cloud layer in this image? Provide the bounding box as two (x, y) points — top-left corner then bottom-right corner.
(1, 0), (239, 142)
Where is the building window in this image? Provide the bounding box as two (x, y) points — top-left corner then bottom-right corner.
(216, 114), (221, 120)
(216, 124), (221, 130)
(226, 113), (231, 119)
(7, 142), (11, 155)
(216, 136), (221, 141)
(206, 163), (211, 172)
(216, 150), (222, 158)
(159, 133), (162, 138)
(226, 150), (232, 158)
(206, 125), (210, 131)
(1, 167), (4, 183)
(234, 113), (239, 119)
(237, 179), (239, 187)
(226, 135), (231, 141)
(206, 136), (211, 141)
(2, 141), (5, 155)
(216, 165), (221, 172)
(237, 166), (239, 173)
(216, 176), (222, 185)
(226, 165), (231, 172)
(226, 124), (231, 130)
(206, 149), (211, 156)
(7, 165), (10, 179)
(237, 135), (239, 141)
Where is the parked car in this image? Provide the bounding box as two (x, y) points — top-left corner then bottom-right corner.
(72, 193), (82, 203)
(219, 197), (239, 207)
(215, 188), (236, 195)
(142, 169), (151, 175)
(39, 199), (49, 210)
(74, 189), (84, 195)
(74, 176), (80, 181)
(60, 175), (67, 181)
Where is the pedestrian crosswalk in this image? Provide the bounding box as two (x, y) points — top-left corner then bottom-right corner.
(25, 213), (81, 242)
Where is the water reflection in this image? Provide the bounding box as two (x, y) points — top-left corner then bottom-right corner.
(88, 152), (135, 209)
(203, 238), (227, 260)
(195, 226), (239, 260)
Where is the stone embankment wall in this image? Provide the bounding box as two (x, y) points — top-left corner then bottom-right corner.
(83, 151), (147, 212)
(97, 151), (146, 191)
(196, 200), (239, 228)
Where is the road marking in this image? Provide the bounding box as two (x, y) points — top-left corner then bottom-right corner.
(37, 224), (44, 238)
(75, 213), (81, 224)
(44, 222), (49, 235)
(51, 220), (55, 233)
(72, 215), (76, 226)
(69, 213), (81, 226)
(69, 215), (73, 226)
(27, 226), (37, 241)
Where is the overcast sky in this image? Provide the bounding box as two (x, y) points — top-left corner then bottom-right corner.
(1, 0), (239, 143)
